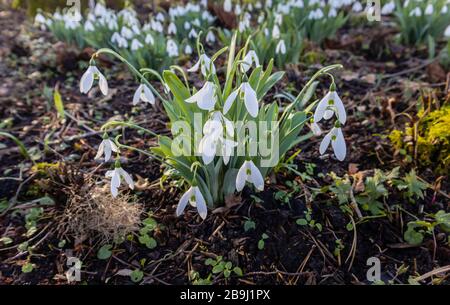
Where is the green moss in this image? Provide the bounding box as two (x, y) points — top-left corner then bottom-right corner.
(388, 104), (450, 174)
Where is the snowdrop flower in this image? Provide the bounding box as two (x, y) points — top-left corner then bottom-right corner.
(444, 25), (450, 38)
(184, 21), (191, 30)
(381, 1), (395, 15)
(206, 31), (216, 43)
(241, 50), (260, 73)
(131, 39), (143, 51)
(352, 1), (363, 12)
(106, 164), (134, 198)
(168, 22), (177, 35)
(80, 65), (108, 96)
(95, 137), (119, 162)
(176, 186), (207, 220)
(35, 13), (47, 25)
(121, 26), (134, 39)
(166, 39), (179, 57)
(84, 20), (95, 31)
(319, 126), (346, 161)
(188, 28), (198, 39)
(224, 0), (232, 12)
(234, 4), (242, 15)
(188, 54), (216, 77)
(185, 44), (193, 55)
(224, 82), (259, 118)
(272, 24), (281, 39)
(314, 88), (346, 124)
(155, 12), (165, 22)
(424, 4), (433, 15)
(236, 160), (264, 192)
(144, 33), (154, 45)
(185, 81), (217, 111)
(329, 8), (337, 18)
(409, 7), (422, 17)
(442, 5), (448, 14)
(310, 121), (322, 136)
(133, 83), (155, 105)
(276, 39), (286, 55)
(94, 3), (107, 16)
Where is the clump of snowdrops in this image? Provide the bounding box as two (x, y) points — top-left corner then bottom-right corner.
(79, 33), (347, 220)
(34, 1), (216, 70)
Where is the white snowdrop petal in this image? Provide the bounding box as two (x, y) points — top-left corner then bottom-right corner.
(80, 67), (94, 94)
(103, 140), (112, 162)
(176, 188), (191, 216)
(143, 85), (155, 104)
(249, 161), (264, 191)
(194, 187), (208, 220)
(236, 162), (248, 191)
(110, 171), (121, 197)
(95, 141), (105, 160)
(223, 90), (238, 114)
(324, 109), (334, 120)
(133, 84), (143, 105)
(319, 132), (332, 155)
(333, 92), (347, 124)
(98, 72), (109, 96)
(119, 168), (134, 189)
(243, 83), (259, 118)
(314, 92), (331, 123)
(332, 128), (346, 161)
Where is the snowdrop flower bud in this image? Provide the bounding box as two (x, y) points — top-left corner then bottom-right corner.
(224, 82), (259, 118)
(185, 44), (193, 55)
(224, 0), (232, 12)
(234, 4), (242, 15)
(168, 22), (177, 35)
(319, 125), (346, 161)
(409, 7), (422, 17)
(84, 20), (95, 31)
(236, 160), (264, 192)
(185, 81), (217, 111)
(176, 185), (207, 220)
(121, 26), (134, 39)
(352, 1), (363, 12)
(184, 21), (191, 30)
(131, 39), (143, 51)
(156, 12), (165, 22)
(188, 53), (216, 77)
(445, 25), (450, 38)
(80, 65), (108, 96)
(424, 4), (433, 15)
(106, 163), (134, 198)
(133, 83), (155, 105)
(329, 8), (337, 17)
(145, 33), (154, 45)
(276, 39), (286, 54)
(272, 24), (281, 39)
(95, 135), (119, 162)
(314, 86), (346, 125)
(206, 31), (216, 43)
(381, 1), (395, 15)
(188, 28), (198, 39)
(310, 121), (322, 136)
(241, 50), (260, 73)
(442, 5), (448, 14)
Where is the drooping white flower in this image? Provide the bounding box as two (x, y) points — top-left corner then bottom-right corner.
(188, 28), (198, 39)
(185, 44), (193, 55)
(442, 5), (448, 14)
(176, 186), (207, 220)
(224, 82), (259, 118)
(80, 65), (108, 96)
(168, 22), (177, 35)
(445, 25), (450, 38)
(272, 24), (281, 39)
(198, 112), (236, 164)
(145, 33), (154, 45)
(187, 54), (216, 77)
(121, 26), (134, 39)
(185, 81), (217, 111)
(276, 39), (286, 54)
(241, 50), (260, 73)
(381, 1), (395, 15)
(236, 160), (264, 192)
(184, 21), (191, 30)
(155, 12), (165, 22)
(234, 4), (242, 15)
(424, 4), (433, 15)
(328, 8), (337, 17)
(206, 31), (216, 43)
(310, 122), (322, 136)
(352, 1), (363, 12)
(409, 7), (422, 17)
(84, 20), (95, 31)
(224, 0), (232, 12)
(319, 127), (346, 161)
(314, 90), (346, 125)
(95, 138), (119, 162)
(133, 84), (155, 105)
(166, 39), (179, 57)
(105, 166), (134, 198)
(131, 39), (143, 51)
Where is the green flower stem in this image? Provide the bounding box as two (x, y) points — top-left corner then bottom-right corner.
(94, 48), (167, 103)
(100, 121), (158, 138)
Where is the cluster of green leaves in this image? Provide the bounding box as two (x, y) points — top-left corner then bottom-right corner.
(205, 256), (243, 278)
(328, 167), (428, 217)
(404, 210), (450, 245)
(138, 216), (159, 249)
(296, 207), (323, 231)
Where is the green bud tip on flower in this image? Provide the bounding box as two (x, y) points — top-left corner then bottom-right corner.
(114, 159), (121, 168)
(329, 82), (336, 92)
(334, 121), (341, 128)
(102, 132), (109, 140)
(328, 99), (335, 105)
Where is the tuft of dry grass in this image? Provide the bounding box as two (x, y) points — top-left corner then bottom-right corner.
(58, 184), (143, 243)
